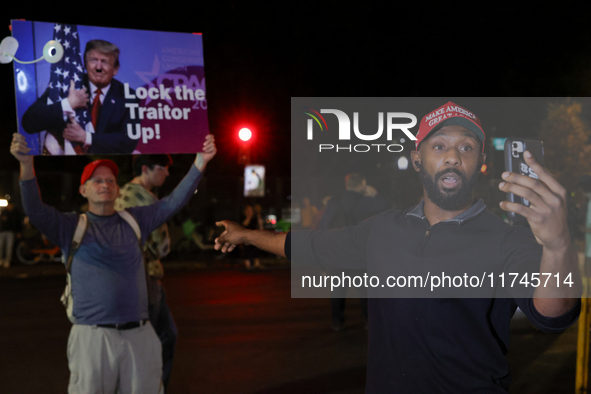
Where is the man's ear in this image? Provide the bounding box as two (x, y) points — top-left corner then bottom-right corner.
(113, 65), (119, 77)
(410, 150), (421, 172)
(480, 153), (487, 165)
(142, 164), (149, 175)
(79, 184), (87, 198)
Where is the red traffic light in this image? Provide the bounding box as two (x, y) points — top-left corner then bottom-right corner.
(238, 128), (252, 141)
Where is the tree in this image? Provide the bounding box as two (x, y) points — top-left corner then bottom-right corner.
(539, 99), (591, 207)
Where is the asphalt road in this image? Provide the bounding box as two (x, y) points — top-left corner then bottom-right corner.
(0, 264), (583, 393)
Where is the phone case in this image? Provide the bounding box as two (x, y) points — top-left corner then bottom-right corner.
(503, 138), (544, 222)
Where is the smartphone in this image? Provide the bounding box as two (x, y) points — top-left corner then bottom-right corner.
(503, 138), (544, 223)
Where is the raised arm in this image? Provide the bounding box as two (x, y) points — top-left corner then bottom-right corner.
(214, 220), (287, 257)
(499, 150), (582, 317)
(10, 133), (35, 180)
(194, 134), (216, 172)
(131, 134), (216, 234)
(10, 133), (76, 249)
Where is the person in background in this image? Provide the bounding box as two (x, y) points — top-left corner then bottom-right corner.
(311, 196), (331, 231)
(300, 197), (318, 230)
(317, 174), (390, 331)
(0, 202), (22, 268)
(115, 154), (176, 392)
(242, 205), (264, 269)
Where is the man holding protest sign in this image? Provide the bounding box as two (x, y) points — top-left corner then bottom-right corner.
(214, 102), (582, 393)
(10, 132), (216, 394)
(22, 39), (140, 155)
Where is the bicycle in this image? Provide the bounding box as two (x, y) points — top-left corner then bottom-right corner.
(16, 235), (62, 265)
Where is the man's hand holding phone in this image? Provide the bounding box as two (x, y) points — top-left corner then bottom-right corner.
(498, 150), (569, 252)
(500, 149), (581, 313)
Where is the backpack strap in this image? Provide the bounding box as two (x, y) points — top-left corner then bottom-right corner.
(117, 209), (158, 306)
(65, 213), (88, 273)
(117, 210), (141, 243)
(62, 213), (88, 324)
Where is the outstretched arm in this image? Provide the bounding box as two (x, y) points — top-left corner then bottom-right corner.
(499, 150), (582, 317)
(214, 220), (287, 257)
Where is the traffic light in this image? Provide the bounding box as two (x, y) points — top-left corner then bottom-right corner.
(238, 127), (253, 164)
(239, 128), (252, 142)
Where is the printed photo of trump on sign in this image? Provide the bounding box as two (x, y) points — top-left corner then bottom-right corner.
(12, 20), (209, 156)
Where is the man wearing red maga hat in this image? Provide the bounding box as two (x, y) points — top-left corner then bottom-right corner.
(415, 101), (485, 152)
(214, 101), (581, 392)
(10, 132), (216, 394)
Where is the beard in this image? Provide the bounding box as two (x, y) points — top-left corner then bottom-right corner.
(418, 166), (480, 211)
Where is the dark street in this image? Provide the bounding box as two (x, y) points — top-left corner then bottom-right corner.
(0, 261), (584, 393)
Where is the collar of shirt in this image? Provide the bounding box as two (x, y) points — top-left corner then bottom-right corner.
(89, 81), (111, 105)
(405, 198), (486, 225)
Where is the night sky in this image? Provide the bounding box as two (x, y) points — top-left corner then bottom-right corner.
(2, 2), (591, 181)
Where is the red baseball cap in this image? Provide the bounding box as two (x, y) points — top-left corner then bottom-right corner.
(415, 101), (485, 152)
(80, 159), (119, 185)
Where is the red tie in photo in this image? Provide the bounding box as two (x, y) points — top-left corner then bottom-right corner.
(91, 88), (102, 129)
(74, 88), (102, 155)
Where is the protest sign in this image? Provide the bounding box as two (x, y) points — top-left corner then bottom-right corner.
(12, 20), (208, 155)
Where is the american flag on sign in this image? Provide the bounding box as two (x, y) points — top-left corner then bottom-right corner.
(44, 23), (89, 155)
